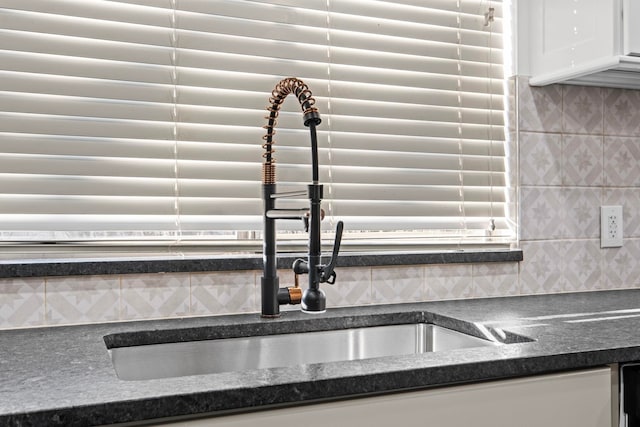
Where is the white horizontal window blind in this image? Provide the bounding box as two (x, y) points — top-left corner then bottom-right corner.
(0, 0), (513, 248)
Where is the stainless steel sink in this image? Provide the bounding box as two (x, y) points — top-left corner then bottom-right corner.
(108, 323), (499, 381)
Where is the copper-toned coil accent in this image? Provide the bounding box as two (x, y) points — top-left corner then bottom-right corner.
(262, 77), (319, 184)
(262, 149), (275, 160)
(262, 129), (276, 139)
(262, 163), (276, 185)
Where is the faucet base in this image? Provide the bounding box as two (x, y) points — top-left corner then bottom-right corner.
(301, 287), (326, 313)
(260, 313), (281, 319)
(301, 309), (326, 314)
(260, 276), (280, 318)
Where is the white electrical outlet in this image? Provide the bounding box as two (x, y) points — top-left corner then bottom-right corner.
(601, 205), (623, 248)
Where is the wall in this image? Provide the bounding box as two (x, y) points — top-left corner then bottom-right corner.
(518, 78), (640, 294)
(1, 79), (639, 329)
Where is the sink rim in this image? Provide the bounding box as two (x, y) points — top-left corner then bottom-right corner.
(103, 310), (536, 349)
(104, 310), (534, 351)
(104, 311), (535, 381)
(108, 322), (518, 381)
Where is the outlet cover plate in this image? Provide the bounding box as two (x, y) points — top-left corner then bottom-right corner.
(601, 205), (623, 248)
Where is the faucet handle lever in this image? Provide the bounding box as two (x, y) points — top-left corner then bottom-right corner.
(320, 221), (343, 284)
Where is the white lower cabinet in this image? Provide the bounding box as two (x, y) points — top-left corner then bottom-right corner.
(154, 367), (614, 427)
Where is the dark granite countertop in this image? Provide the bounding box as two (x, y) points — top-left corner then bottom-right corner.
(0, 249), (522, 278)
(1, 288), (638, 426)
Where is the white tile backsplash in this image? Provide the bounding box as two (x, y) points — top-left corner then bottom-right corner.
(604, 136), (640, 186)
(518, 77), (640, 303)
(191, 271), (257, 316)
(603, 239), (640, 290)
(604, 88), (640, 136)
(518, 76), (563, 132)
(604, 188), (640, 238)
(0, 278), (45, 329)
(519, 241), (565, 295)
(472, 263), (519, 298)
(519, 132), (562, 186)
(563, 187), (601, 239)
(324, 267), (372, 308)
(520, 187), (565, 240)
(371, 266), (424, 305)
(121, 273), (190, 321)
(563, 240), (604, 293)
(562, 85), (603, 135)
(46, 276), (119, 325)
(562, 134), (603, 186)
(424, 264), (473, 301)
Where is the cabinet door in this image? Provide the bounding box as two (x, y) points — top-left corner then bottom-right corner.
(624, 0), (640, 54)
(159, 367), (612, 427)
(528, 0), (618, 76)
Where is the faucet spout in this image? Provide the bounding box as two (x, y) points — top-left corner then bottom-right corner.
(260, 77), (342, 318)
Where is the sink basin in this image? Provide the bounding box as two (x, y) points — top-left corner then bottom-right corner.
(108, 323), (499, 381)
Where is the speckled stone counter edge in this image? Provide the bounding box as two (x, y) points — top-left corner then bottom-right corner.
(0, 249), (522, 278)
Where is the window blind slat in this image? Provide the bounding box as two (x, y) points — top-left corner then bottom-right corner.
(0, 175), (176, 197)
(3, 9), (172, 46)
(178, 82), (504, 111)
(0, 113), (174, 139)
(1, 30), (173, 65)
(1, 0), (172, 27)
(0, 71), (173, 104)
(0, 155), (175, 179)
(0, 196), (176, 215)
(1, 50), (172, 83)
(2, 134), (176, 158)
(2, 92), (173, 122)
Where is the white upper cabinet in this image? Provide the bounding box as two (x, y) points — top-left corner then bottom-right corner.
(526, 0), (640, 88)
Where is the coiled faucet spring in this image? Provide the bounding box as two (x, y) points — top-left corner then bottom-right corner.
(262, 77), (321, 185)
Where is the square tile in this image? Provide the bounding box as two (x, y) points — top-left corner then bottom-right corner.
(604, 189), (640, 238)
(604, 88), (640, 136)
(563, 240), (603, 292)
(46, 276), (119, 325)
(604, 136), (640, 186)
(121, 273), (190, 320)
(472, 263), (519, 298)
(424, 264), (473, 301)
(603, 239), (640, 289)
(562, 134), (603, 186)
(323, 267), (372, 308)
(371, 266), (423, 304)
(562, 85), (603, 135)
(191, 271), (256, 316)
(519, 132), (562, 186)
(519, 241), (565, 295)
(0, 278), (45, 329)
(563, 188), (601, 239)
(520, 187), (565, 240)
(518, 77), (563, 132)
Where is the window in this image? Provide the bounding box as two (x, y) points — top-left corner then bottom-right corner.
(0, 0), (513, 252)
